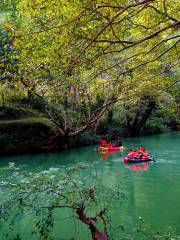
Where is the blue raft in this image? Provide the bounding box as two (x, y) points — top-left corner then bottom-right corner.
(124, 156), (155, 164)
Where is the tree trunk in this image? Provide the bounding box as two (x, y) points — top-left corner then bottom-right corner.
(129, 100), (156, 137)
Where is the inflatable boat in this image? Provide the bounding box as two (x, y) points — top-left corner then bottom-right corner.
(124, 156), (154, 164)
(99, 146), (124, 152)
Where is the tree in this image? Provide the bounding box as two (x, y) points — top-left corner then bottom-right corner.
(3, 0), (180, 144)
(0, 163), (124, 239)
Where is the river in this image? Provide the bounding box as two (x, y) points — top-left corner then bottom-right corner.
(0, 132), (180, 239)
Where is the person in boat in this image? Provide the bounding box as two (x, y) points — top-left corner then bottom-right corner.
(128, 150), (140, 159)
(108, 142), (113, 149)
(139, 147), (145, 154)
(139, 147), (149, 159)
(101, 139), (108, 148)
(139, 147), (144, 160)
(142, 150), (149, 158)
(128, 150), (136, 159)
(133, 150), (140, 159)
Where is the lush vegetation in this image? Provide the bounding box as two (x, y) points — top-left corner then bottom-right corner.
(0, 0), (179, 152)
(0, 1), (180, 239)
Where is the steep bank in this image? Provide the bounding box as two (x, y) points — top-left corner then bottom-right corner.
(0, 117), (57, 155)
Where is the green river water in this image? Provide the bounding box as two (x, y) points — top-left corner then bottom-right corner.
(0, 132), (180, 239)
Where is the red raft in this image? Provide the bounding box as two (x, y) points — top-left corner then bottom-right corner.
(99, 146), (124, 152)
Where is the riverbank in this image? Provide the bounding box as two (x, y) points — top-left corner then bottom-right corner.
(0, 106), (178, 155)
(0, 117), (57, 155)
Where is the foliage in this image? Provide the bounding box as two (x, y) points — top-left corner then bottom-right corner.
(0, 0), (179, 141)
(10, 0), (179, 138)
(0, 0), (19, 82)
(0, 163), (179, 239)
(0, 162), (125, 239)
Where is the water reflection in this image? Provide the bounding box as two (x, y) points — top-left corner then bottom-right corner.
(129, 162), (149, 171)
(99, 150), (121, 160)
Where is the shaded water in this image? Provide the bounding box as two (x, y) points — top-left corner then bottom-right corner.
(0, 132), (180, 239)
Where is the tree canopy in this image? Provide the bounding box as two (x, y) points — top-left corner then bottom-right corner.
(0, 0), (180, 139)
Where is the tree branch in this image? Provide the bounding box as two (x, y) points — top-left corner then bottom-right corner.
(69, 97), (118, 137)
(148, 4), (179, 23)
(116, 39), (180, 80)
(69, 0), (155, 69)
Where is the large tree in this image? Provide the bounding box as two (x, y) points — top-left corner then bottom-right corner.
(8, 0), (180, 143)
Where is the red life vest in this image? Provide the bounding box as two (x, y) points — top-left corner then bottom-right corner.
(128, 151), (134, 158)
(133, 151), (140, 158)
(143, 151), (149, 158)
(101, 140), (107, 147)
